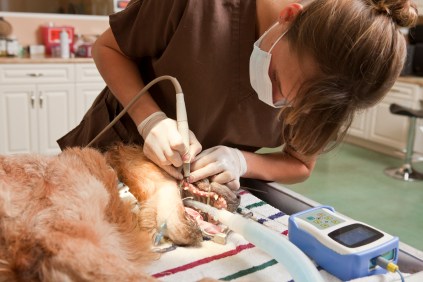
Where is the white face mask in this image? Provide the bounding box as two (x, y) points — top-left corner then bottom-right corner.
(249, 22), (288, 108)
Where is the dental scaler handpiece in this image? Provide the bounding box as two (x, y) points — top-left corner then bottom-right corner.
(176, 92), (190, 179)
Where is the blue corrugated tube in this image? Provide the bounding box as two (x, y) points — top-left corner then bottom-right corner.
(185, 200), (324, 282)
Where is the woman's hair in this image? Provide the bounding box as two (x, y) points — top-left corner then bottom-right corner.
(280, 0), (418, 155)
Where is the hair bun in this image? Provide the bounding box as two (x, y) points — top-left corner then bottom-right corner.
(371, 0), (418, 28)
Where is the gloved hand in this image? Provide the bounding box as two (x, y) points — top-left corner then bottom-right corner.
(137, 111), (202, 179)
(189, 145), (247, 191)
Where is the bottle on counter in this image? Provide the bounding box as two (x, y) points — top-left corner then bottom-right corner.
(60, 29), (70, 58)
(0, 36), (6, 57)
(6, 36), (19, 57)
(73, 33), (83, 55)
(0, 17), (13, 57)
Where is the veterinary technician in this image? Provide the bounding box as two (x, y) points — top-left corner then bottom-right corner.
(57, 0), (417, 191)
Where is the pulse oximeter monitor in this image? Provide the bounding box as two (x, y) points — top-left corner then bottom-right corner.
(288, 206), (399, 281)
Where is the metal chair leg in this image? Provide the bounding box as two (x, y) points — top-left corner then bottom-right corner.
(384, 117), (423, 182)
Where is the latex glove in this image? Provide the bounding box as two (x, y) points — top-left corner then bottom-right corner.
(137, 111), (202, 179)
(189, 145), (247, 191)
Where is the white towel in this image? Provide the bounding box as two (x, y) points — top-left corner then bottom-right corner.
(145, 190), (407, 282)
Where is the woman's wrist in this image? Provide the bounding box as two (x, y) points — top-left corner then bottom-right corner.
(137, 111), (168, 139)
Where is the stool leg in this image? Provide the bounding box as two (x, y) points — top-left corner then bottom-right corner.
(384, 116), (423, 181)
(404, 117), (416, 166)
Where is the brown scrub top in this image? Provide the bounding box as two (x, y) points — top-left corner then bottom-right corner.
(57, 0), (283, 153)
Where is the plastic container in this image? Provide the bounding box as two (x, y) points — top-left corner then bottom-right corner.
(6, 36), (19, 57)
(75, 44), (93, 58)
(40, 25), (74, 55)
(0, 37), (6, 57)
(73, 34), (83, 52)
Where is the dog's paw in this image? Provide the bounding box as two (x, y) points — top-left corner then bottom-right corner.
(162, 203), (202, 246)
(140, 182), (202, 246)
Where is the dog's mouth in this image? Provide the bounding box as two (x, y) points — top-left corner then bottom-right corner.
(180, 178), (240, 238)
(179, 179), (239, 241)
(180, 179), (240, 214)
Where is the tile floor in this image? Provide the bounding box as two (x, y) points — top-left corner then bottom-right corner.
(285, 142), (423, 251)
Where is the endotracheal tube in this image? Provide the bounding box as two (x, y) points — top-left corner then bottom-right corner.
(185, 199), (324, 282)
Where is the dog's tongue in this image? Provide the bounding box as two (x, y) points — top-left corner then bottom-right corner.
(185, 207), (224, 235)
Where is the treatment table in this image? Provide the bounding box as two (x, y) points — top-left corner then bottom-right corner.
(145, 180), (423, 281)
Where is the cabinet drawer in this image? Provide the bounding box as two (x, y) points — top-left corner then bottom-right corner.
(75, 64), (104, 83)
(388, 82), (420, 100)
(0, 64), (74, 84)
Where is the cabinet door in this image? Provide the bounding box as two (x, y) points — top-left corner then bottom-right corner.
(348, 109), (371, 138)
(75, 83), (105, 124)
(416, 0), (423, 15)
(37, 83), (76, 155)
(0, 85), (37, 154)
(369, 91), (416, 150)
(347, 81), (422, 155)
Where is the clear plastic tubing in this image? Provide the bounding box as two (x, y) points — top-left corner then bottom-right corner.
(185, 200), (324, 282)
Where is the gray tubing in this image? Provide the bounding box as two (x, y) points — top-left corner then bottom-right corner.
(185, 200), (324, 282)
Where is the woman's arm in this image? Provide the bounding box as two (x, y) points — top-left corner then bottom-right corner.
(92, 28), (202, 179)
(92, 28), (160, 125)
(243, 147), (317, 184)
(189, 145), (317, 190)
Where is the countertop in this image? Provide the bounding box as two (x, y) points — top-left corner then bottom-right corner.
(397, 76), (423, 87)
(0, 57), (94, 64)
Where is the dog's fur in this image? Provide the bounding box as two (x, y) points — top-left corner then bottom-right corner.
(0, 144), (208, 281)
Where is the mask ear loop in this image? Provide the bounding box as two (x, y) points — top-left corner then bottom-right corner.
(267, 25), (291, 108)
(268, 27), (289, 53)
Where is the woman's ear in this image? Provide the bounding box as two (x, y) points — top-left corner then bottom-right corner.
(279, 3), (303, 24)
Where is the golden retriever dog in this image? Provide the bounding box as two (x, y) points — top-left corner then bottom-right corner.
(0, 144), (239, 281)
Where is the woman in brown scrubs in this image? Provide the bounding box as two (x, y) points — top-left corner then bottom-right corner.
(58, 0), (417, 190)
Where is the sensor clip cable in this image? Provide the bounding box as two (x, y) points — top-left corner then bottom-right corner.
(375, 256), (405, 282)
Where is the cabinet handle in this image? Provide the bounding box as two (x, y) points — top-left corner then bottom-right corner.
(27, 73), (44, 77)
(39, 93), (44, 108)
(30, 92), (35, 108)
(389, 88), (402, 94)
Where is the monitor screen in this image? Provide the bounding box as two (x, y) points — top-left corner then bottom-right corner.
(328, 223), (384, 248)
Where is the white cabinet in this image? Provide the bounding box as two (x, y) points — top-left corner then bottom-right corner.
(0, 85), (36, 154)
(347, 82), (423, 156)
(348, 109), (369, 139)
(75, 64), (105, 122)
(415, 0), (423, 14)
(0, 83), (75, 155)
(0, 63), (105, 155)
(37, 84), (76, 155)
(369, 83), (419, 149)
